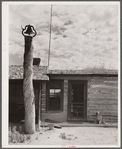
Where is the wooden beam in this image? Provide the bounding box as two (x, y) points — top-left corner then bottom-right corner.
(36, 83), (41, 131)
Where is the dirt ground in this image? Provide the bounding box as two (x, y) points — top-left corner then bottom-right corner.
(21, 127), (118, 146)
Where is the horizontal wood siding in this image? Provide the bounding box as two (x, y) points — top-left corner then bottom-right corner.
(87, 77), (118, 122)
(41, 76), (118, 123)
(41, 82), (46, 113)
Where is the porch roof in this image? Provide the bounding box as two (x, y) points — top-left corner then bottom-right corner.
(9, 65), (118, 80)
(9, 65), (49, 80)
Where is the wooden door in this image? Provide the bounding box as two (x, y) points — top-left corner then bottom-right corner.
(68, 81), (87, 121)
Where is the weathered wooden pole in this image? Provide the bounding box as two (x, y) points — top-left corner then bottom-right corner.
(22, 25), (37, 134)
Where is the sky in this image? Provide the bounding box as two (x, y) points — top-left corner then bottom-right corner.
(9, 3), (119, 70)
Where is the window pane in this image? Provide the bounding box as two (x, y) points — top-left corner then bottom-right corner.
(55, 89), (61, 98)
(49, 89), (55, 97)
(48, 82), (62, 111)
(55, 89), (61, 93)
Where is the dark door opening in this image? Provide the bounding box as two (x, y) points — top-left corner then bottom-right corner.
(68, 81), (87, 120)
(9, 81), (40, 124)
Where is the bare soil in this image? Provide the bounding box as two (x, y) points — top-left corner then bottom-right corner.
(21, 127), (118, 146)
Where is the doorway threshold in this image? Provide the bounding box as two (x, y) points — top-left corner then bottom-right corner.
(67, 119), (87, 123)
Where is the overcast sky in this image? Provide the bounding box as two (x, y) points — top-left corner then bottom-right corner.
(9, 3), (119, 70)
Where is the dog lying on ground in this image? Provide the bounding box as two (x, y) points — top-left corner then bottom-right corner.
(94, 111), (108, 125)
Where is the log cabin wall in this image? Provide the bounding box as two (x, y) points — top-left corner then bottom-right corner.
(87, 76), (118, 123)
(9, 75), (118, 123)
(47, 74), (118, 123)
(41, 82), (46, 114)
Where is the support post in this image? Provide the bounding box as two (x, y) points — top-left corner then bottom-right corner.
(37, 83), (41, 131)
(22, 25), (37, 134)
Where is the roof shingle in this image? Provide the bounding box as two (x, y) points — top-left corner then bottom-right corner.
(9, 65), (49, 80)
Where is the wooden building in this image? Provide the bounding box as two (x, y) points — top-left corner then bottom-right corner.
(9, 65), (118, 123)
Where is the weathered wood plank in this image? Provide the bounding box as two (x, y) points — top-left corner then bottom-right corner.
(87, 93), (118, 101)
(89, 83), (117, 89)
(89, 87), (118, 91)
(88, 111), (118, 116)
(88, 115), (118, 118)
(87, 118), (117, 122)
(87, 117), (118, 120)
(87, 101), (118, 105)
(42, 108), (46, 113)
(86, 77), (117, 122)
(88, 88), (118, 95)
(41, 104), (46, 108)
(87, 102), (118, 106)
(87, 119), (118, 122)
(87, 98), (118, 101)
(88, 87), (118, 92)
(90, 77), (118, 82)
(89, 81), (118, 86)
(87, 114), (118, 118)
(87, 105), (118, 111)
(87, 100), (118, 105)
(88, 90), (118, 95)
(103, 81), (118, 86)
(87, 108), (118, 113)
(88, 93), (118, 99)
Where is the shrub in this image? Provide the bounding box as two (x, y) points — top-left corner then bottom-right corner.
(59, 133), (66, 139)
(59, 133), (77, 140)
(9, 126), (31, 144)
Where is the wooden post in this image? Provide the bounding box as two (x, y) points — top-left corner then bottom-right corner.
(23, 36), (35, 134)
(37, 83), (41, 131)
(22, 25), (37, 134)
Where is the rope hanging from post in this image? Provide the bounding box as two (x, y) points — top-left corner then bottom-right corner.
(48, 5), (52, 67)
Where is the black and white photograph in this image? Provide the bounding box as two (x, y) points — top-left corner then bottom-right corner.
(2, 1), (120, 148)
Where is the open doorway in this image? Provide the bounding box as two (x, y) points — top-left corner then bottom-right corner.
(9, 80), (40, 124)
(68, 81), (87, 121)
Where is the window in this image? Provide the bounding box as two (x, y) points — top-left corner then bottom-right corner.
(47, 81), (62, 111)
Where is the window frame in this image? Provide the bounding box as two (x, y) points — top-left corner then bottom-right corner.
(46, 80), (63, 112)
